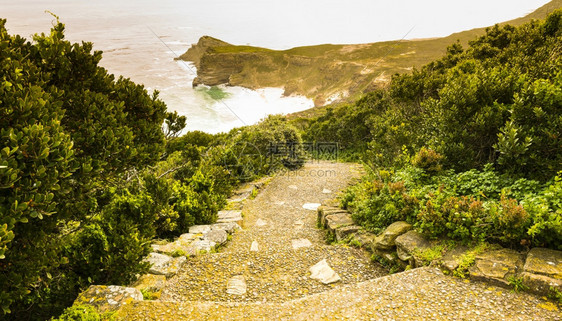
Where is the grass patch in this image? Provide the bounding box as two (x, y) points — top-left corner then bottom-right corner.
(452, 242), (491, 278)
(507, 276), (529, 293)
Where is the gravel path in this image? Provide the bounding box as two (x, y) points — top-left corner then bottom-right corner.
(119, 161), (560, 320)
(119, 267), (560, 320)
(161, 161), (384, 303)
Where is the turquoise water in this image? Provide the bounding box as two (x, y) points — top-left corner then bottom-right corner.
(0, 0), (550, 133)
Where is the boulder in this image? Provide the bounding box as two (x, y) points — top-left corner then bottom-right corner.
(373, 221), (412, 250)
(144, 253), (187, 277)
(324, 213), (354, 231)
(521, 247), (562, 294)
(335, 225), (360, 242)
(394, 230), (431, 267)
(469, 248), (523, 287)
(206, 229), (228, 246)
(309, 259), (341, 284)
(132, 274), (167, 293)
(73, 285), (142, 313)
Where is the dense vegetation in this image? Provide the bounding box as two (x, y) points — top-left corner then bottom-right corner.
(302, 10), (562, 249)
(0, 18), (302, 320)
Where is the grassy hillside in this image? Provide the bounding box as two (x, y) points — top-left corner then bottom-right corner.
(180, 0), (561, 108)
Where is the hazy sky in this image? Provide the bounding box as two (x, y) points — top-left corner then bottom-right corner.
(0, 0), (553, 48)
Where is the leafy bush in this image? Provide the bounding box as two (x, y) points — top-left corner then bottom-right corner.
(524, 174), (562, 250)
(343, 179), (418, 233)
(51, 305), (103, 321)
(412, 147), (444, 174)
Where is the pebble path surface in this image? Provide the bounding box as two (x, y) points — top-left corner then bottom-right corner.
(118, 162), (560, 320)
(160, 161), (383, 303)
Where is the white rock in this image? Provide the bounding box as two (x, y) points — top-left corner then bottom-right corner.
(288, 185), (298, 190)
(217, 210), (243, 223)
(294, 220), (304, 229)
(309, 259), (341, 284)
(191, 239), (216, 252)
(274, 201), (285, 206)
(189, 225), (211, 234)
(226, 275), (247, 295)
(178, 233), (198, 241)
(206, 229), (228, 245)
(250, 241), (259, 252)
(255, 218), (267, 226)
(322, 188), (332, 194)
(211, 222), (241, 234)
(292, 238), (312, 249)
(303, 203), (321, 211)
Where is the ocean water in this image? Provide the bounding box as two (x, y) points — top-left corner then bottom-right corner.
(0, 0), (550, 133)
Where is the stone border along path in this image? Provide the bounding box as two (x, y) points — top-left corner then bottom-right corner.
(77, 162), (561, 320)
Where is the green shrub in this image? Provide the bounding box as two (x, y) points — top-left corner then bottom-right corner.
(412, 147), (444, 174)
(51, 305), (102, 321)
(344, 179), (418, 233)
(524, 174), (562, 249)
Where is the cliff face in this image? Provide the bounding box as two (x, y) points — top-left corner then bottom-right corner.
(178, 1), (561, 106)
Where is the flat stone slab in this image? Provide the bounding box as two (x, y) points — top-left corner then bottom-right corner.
(292, 239), (313, 249)
(217, 210), (243, 223)
(206, 229), (228, 246)
(132, 274), (167, 293)
(274, 201), (285, 206)
(189, 225), (211, 235)
(255, 218), (267, 226)
(317, 206), (349, 227)
(145, 253), (187, 277)
(74, 285), (142, 313)
(145, 253), (172, 274)
(210, 222), (241, 234)
(325, 213), (354, 231)
(469, 248), (523, 287)
(310, 259), (341, 284)
(157, 240), (197, 257)
(226, 275), (247, 295)
(522, 247), (562, 294)
(373, 221), (412, 250)
(523, 247), (562, 278)
(191, 239), (216, 253)
(250, 241), (259, 252)
(303, 203), (321, 211)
